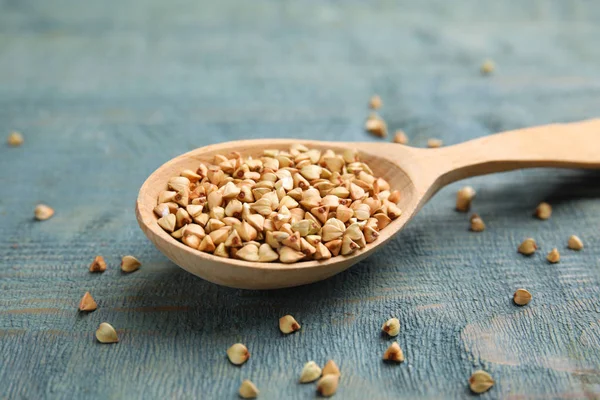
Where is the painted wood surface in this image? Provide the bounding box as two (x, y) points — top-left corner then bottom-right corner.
(1, 1), (600, 399)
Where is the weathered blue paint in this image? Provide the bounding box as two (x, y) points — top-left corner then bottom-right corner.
(1, 1), (600, 399)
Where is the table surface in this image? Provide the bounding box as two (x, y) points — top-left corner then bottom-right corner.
(2, 1), (600, 399)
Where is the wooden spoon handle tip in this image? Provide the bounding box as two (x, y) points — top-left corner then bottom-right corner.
(434, 119), (600, 184)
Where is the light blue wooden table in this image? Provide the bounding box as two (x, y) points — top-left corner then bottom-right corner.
(2, 1), (600, 399)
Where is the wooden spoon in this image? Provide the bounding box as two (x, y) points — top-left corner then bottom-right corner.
(136, 119), (600, 289)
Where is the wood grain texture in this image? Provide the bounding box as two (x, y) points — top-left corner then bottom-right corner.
(136, 120), (600, 289)
(1, 0), (600, 398)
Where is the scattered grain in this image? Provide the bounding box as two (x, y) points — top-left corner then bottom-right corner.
(382, 342), (404, 363)
(121, 255), (141, 273)
(238, 380), (259, 399)
(365, 113), (388, 138)
(279, 314), (301, 334)
(381, 318), (400, 337)
(393, 130), (408, 144)
(96, 322), (118, 343)
(89, 256), (107, 272)
(480, 59), (495, 75)
(534, 202), (552, 220)
(456, 186), (476, 212)
(300, 361), (322, 383)
(78, 292), (97, 312)
(513, 288), (532, 306)
(316, 374), (339, 397)
(470, 214), (485, 232)
(227, 343), (250, 365)
(518, 238), (537, 256)
(469, 370), (494, 394)
(7, 131), (24, 146)
(427, 138), (442, 148)
(568, 235), (583, 250)
(322, 360), (341, 377)
(34, 204), (54, 221)
(547, 248), (560, 263)
(369, 95), (382, 109)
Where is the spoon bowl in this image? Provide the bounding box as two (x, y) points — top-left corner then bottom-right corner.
(136, 120), (600, 289)
(136, 139), (422, 289)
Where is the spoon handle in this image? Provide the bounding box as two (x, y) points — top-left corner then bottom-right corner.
(435, 119), (600, 185)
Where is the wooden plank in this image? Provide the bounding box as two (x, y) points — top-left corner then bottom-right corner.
(1, 0), (600, 398)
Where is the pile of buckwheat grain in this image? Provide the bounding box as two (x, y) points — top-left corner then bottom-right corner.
(154, 145), (402, 263)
